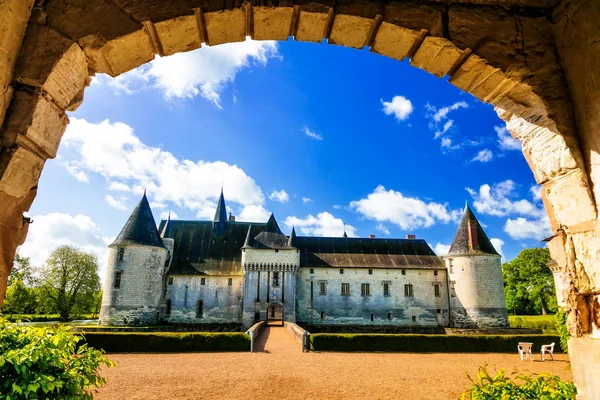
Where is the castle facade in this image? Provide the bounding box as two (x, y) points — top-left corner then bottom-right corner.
(99, 191), (508, 329)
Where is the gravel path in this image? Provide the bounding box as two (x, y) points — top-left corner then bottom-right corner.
(94, 327), (572, 400)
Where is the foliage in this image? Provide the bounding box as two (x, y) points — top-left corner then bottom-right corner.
(502, 248), (557, 315)
(555, 309), (570, 354)
(508, 315), (558, 333)
(0, 317), (113, 399)
(37, 245), (101, 321)
(309, 333), (562, 353)
(2, 279), (37, 315)
(3, 314), (97, 323)
(8, 253), (33, 286)
(461, 365), (576, 399)
(82, 332), (250, 352)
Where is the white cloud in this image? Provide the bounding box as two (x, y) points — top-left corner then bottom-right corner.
(108, 182), (131, 192)
(434, 243), (451, 256)
(495, 126), (521, 151)
(425, 101), (469, 151)
(333, 205), (342, 210)
(284, 212), (356, 237)
(102, 40), (280, 109)
(530, 185), (542, 201)
(472, 149), (493, 163)
(105, 195), (128, 211)
(61, 118), (265, 219)
(382, 96), (414, 121)
(428, 101), (468, 123)
(302, 197), (312, 203)
(238, 205), (271, 222)
(490, 238), (505, 259)
(504, 217), (552, 240)
(303, 126), (323, 141)
(269, 189), (289, 203)
(160, 211), (179, 220)
(376, 223), (391, 235)
(18, 213), (109, 270)
(441, 137), (461, 151)
(64, 161), (89, 183)
(349, 185), (460, 230)
(466, 180), (545, 218)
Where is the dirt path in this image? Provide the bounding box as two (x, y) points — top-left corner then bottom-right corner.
(95, 328), (572, 400)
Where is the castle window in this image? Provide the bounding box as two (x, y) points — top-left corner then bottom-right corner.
(434, 283), (441, 297)
(401, 269), (406, 275)
(412, 316), (416, 322)
(114, 271), (122, 288)
(272, 272), (280, 287)
(434, 270), (438, 276)
(196, 300), (203, 318)
(437, 309), (441, 314)
(117, 247), (124, 261)
(383, 282), (390, 297)
(320, 311), (326, 320)
(387, 312), (392, 320)
(228, 278), (233, 286)
(361, 283), (371, 296)
(368, 269), (373, 275)
(168, 277), (173, 286)
(310, 268), (314, 274)
(339, 269), (344, 274)
(319, 281), (327, 295)
(450, 281), (456, 297)
(404, 284), (414, 297)
(275, 249), (279, 253)
(370, 313), (374, 321)
(341, 283), (350, 296)
(201, 278), (206, 286)
(166, 300), (171, 316)
(448, 259), (454, 274)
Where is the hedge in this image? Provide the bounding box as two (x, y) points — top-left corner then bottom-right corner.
(81, 332), (250, 352)
(309, 334), (562, 353)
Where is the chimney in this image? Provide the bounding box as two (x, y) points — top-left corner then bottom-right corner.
(467, 220), (479, 250)
(369, 234), (376, 239)
(406, 234), (416, 239)
(228, 212), (235, 222)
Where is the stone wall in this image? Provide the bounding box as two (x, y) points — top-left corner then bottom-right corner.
(296, 266), (449, 326)
(99, 244), (169, 326)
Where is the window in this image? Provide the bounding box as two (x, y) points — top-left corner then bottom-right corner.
(339, 268), (344, 274)
(320, 311), (326, 320)
(368, 269), (373, 275)
(450, 281), (456, 297)
(387, 312), (392, 320)
(254, 312), (260, 321)
(383, 282), (390, 297)
(275, 249), (279, 253)
(114, 271), (122, 288)
(448, 259), (454, 274)
(401, 269), (406, 275)
(310, 268), (314, 274)
(370, 313), (374, 321)
(117, 247), (124, 261)
(341, 283), (350, 296)
(437, 309), (441, 314)
(228, 278), (233, 286)
(361, 283), (371, 296)
(201, 278), (206, 286)
(404, 284), (414, 297)
(319, 281), (327, 295)
(434, 283), (441, 297)
(412, 316), (416, 322)
(272, 272), (280, 287)
(165, 299), (171, 316)
(168, 277), (173, 285)
(196, 300), (203, 318)
(434, 270), (438, 276)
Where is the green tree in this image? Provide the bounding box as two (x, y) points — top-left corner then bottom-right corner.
(1, 279), (37, 315)
(37, 246), (101, 321)
(502, 247), (556, 315)
(8, 252), (33, 286)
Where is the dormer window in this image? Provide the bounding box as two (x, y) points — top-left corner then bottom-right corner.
(117, 247), (125, 261)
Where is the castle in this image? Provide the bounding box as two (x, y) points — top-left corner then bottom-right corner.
(99, 190), (508, 329)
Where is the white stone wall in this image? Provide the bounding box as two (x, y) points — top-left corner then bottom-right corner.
(242, 247), (300, 266)
(99, 244), (169, 326)
(550, 265), (567, 308)
(446, 255), (508, 327)
(296, 267), (449, 326)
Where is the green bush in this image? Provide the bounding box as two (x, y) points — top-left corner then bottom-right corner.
(508, 315), (558, 333)
(310, 333), (562, 353)
(0, 318), (113, 399)
(555, 309), (570, 354)
(2, 314), (96, 322)
(461, 365), (576, 399)
(82, 332), (250, 352)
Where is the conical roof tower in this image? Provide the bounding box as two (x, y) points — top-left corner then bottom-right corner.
(448, 204), (498, 256)
(212, 188), (228, 236)
(110, 192), (164, 248)
(160, 212), (174, 239)
(288, 226), (297, 247)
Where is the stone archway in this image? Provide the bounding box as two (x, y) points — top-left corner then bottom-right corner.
(1, 0), (599, 397)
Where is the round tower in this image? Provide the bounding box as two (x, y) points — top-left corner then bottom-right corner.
(99, 192), (170, 326)
(445, 204), (508, 328)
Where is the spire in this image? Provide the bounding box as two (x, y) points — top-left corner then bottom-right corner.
(288, 226), (296, 247)
(265, 213), (283, 234)
(343, 223), (348, 238)
(213, 187), (227, 224)
(110, 192), (164, 248)
(243, 224), (254, 248)
(448, 203), (498, 256)
(161, 212), (174, 239)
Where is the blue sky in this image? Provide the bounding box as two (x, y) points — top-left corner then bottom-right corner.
(18, 39), (551, 269)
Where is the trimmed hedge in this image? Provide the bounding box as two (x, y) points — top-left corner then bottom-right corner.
(81, 332), (250, 352)
(310, 334), (562, 353)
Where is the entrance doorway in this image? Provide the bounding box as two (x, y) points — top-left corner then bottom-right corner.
(266, 303), (284, 326)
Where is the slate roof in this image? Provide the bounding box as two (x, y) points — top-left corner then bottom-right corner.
(253, 214), (292, 249)
(110, 193), (165, 248)
(213, 189), (227, 223)
(160, 213), (174, 239)
(448, 204), (499, 256)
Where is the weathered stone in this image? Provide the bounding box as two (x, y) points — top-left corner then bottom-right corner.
(568, 230), (600, 293)
(253, 7), (293, 41)
(411, 37), (464, 78)
(0, 147), (45, 199)
(543, 169), (597, 228)
(383, 2), (443, 37)
(296, 11), (328, 43)
(569, 337), (600, 400)
(328, 14), (372, 49)
(204, 9), (246, 46)
(1, 91), (68, 160)
(449, 54), (515, 104)
(370, 22), (418, 61)
(155, 15), (201, 56)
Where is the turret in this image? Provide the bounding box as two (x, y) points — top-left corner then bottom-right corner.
(445, 204), (508, 328)
(99, 192), (170, 326)
(288, 226), (296, 247)
(212, 188), (228, 236)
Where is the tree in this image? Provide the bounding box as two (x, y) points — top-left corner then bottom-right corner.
(1, 253), (37, 315)
(502, 248), (556, 315)
(8, 252), (33, 286)
(37, 246), (101, 321)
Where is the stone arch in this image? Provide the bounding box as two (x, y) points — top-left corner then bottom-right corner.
(1, 0), (599, 396)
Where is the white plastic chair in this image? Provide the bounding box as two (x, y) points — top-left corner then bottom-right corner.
(518, 342), (533, 361)
(541, 342), (555, 361)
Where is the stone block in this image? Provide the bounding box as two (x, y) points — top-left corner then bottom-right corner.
(204, 9), (246, 46)
(370, 22), (418, 61)
(253, 7), (293, 41)
(296, 11), (328, 43)
(328, 14), (372, 49)
(411, 37), (464, 78)
(155, 15), (201, 56)
(1, 91), (68, 160)
(546, 234), (567, 268)
(449, 54), (514, 103)
(383, 2), (443, 37)
(543, 169), (597, 228)
(568, 337), (600, 400)
(0, 147), (45, 198)
(570, 230), (600, 293)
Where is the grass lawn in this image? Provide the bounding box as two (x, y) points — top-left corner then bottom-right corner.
(509, 315), (558, 333)
(1, 313), (97, 322)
